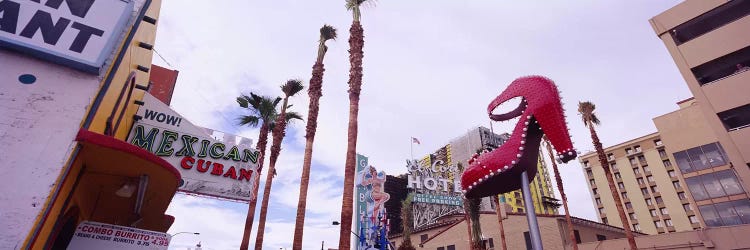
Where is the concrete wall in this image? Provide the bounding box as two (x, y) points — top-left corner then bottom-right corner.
(0, 49), (100, 249)
(579, 224), (750, 250)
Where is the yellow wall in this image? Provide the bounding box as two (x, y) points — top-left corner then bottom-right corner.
(500, 151), (558, 215)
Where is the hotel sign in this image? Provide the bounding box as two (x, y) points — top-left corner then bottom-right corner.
(128, 93), (260, 202)
(413, 193), (462, 206)
(0, 0), (134, 73)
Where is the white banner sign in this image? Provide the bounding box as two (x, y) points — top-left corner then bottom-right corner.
(67, 221), (169, 250)
(127, 93), (260, 202)
(0, 0), (134, 73)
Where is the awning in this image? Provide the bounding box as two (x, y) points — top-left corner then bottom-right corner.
(74, 129), (181, 232)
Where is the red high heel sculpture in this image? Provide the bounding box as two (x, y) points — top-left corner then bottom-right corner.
(461, 76), (576, 198)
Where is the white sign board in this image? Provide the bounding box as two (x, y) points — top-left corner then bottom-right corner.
(67, 221), (169, 250)
(127, 93), (260, 202)
(0, 0), (134, 73)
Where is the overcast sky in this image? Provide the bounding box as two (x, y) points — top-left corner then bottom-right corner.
(155, 1), (690, 249)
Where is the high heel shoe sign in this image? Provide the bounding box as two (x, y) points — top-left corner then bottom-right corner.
(461, 76), (577, 198)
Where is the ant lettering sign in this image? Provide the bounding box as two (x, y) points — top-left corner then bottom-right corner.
(0, 0), (134, 73)
(407, 145), (465, 229)
(128, 93), (260, 202)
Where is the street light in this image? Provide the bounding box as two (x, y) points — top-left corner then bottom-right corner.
(171, 231), (200, 237)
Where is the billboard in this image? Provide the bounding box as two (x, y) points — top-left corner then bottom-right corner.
(0, 0), (134, 73)
(66, 221), (169, 250)
(127, 93), (260, 201)
(407, 144), (464, 229)
(355, 154), (390, 250)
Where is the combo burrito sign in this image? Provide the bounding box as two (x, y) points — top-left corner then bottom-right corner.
(128, 93), (260, 201)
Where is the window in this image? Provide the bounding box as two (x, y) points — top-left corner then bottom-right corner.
(603, 218), (608, 224)
(607, 153), (615, 161)
(421, 234), (428, 242)
(630, 158), (637, 166)
(629, 213), (637, 220)
(655, 139), (663, 146)
(673, 181), (682, 189)
(611, 163), (618, 170)
(596, 198), (602, 205)
(700, 199), (750, 226)
(678, 192), (687, 200)
(659, 149), (668, 158)
(664, 160), (673, 167)
(518, 208), (524, 213)
(634, 168), (641, 174)
(625, 202), (633, 209)
(638, 155), (647, 164)
(647, 176), (655, 182)
(668, 170), (676, 177)
(687, 170), (745, 201)
(646, 199), (653, 206)
(651, 186), (659, 193)
(587, 169), (594, 178)
(574, 230), (581, 244)
(593, 188), (598, 195)
(670, 0), (750, 45)
(700, 204), (722, 227)
(447, 246), (455, 250)
(660, 207), (669, 215)
(684, 204), (693, 212)
(438, 247), (444, 250)
(641, 188), (649, 195)
(643, 166), (651, 173)
(633, 223), (641, 232)
(596, 234), (607, 241)
(655, 221), (663, 228)
(692, 43), (750, 84)
(621, 192), (628, 199)
(637, 178), (645, 185)
(481, 238), (494, 249)
(599, 208), (605, 214)
(665, 219), (673, 227)
(524, 231), (532, 250)
(689, 215), (699, 224)
(656, 197), (664, 204)
(618, 183), (625, 189)
(615, 173), (622, 179)
(584, 161), (590, 167)
(675, 143), (729, 173)
(635, 145), (642, 153)
(590, 179), (596, 186)
(626, 148), (634, 154)
(650, 209), (658, 217)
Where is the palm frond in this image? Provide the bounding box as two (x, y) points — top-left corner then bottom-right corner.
(236, 95), (250, 108)
(320, 24), (338, 41)
(345, 0), (366, 10)
(272, 97), (282, 107)
(237, 115), (260, 127)
(578, 101), (599, 127)
(281, 79), (305, 97)
(284, 111), (304, 122)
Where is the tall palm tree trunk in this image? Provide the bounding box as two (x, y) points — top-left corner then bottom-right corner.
(254, 101), (292, 250)
(339, 20), (364, 250)
(292, 62), (326, 249)
(491, 196), (507, 250)
(587, 123), (637, 250)
(545, 141), (578, 250)
(240, 124), (270, 250)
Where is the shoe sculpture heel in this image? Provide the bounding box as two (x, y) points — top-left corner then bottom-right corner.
(462, 76), (577, 198)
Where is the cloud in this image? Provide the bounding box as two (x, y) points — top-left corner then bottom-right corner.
(158, 1), (688, 249)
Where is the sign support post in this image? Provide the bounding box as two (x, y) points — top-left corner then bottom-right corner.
(522, 171), (543, 250)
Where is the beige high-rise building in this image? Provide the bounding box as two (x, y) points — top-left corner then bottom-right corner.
(579, 130), (697, 235)
(650, 0), (750, 228)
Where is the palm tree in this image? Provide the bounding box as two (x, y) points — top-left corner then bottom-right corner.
(491, 195), (507, 250)
(237, 93), (282, 250)
(254, 80), (304, 250)
(397, 193), (416, 250)
(339, 1), (369, 249)
(467, 197), (484, 250)
(292, 24), (337, 250)
(578, 101), (637, 250)
(544, 136), (578, 250)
